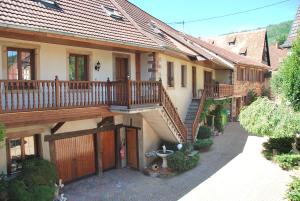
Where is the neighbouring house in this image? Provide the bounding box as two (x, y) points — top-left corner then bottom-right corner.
(269, 44), (288, 71)
(281, 5), (300, 50)
(0, 0), (269, 183)
(203, 29), (271, 66)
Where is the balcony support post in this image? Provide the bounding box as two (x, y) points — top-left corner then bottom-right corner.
(55, 76), (60, 108)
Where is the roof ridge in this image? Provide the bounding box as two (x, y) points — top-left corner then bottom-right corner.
(217, 28), (267, 37)
(109, 0), (166, 49)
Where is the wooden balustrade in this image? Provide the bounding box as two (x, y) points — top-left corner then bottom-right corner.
(0, 78), (187, 141)
(161, 85), (187, 142)
(205, 83), (233, 98)
(192, 90), (206, 141)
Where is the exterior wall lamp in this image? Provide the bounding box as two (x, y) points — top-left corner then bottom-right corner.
(95, 61), (101, 71)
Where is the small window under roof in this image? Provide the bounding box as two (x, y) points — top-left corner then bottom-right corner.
(228, 36), (236, 46)
(149, 21), (165, 37)
(103, 6), (123, 20)
(239, 47), (248, 56)
(33, 0), (61, 10)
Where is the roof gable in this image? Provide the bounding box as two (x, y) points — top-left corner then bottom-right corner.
(282, 5), (300, 48)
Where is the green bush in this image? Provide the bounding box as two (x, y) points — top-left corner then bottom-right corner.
(194, 138), (213, 150)
(262, 87), (271, 98)
(263, 137), (294, 154)
(245, 89), (258, 105)
(0, 174), (8, 201)
(274, 154), (300, 170)
(7, 159), (57, 201)
(0, 123), (5, 144)
(167, 151), (200, 172)
(197, 126), (212, 139)
(213, 105), (228, 132)
(286, 177), (300, 201)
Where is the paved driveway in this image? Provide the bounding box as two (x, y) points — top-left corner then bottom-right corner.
(64, 123), (291, 201)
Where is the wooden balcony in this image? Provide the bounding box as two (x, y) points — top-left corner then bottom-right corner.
(0, 79), (187, 141)
(205, 83), (234, 98)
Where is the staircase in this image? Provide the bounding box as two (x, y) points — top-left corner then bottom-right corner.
(185, 99), (201, 142)
(184, 92), (206, 143)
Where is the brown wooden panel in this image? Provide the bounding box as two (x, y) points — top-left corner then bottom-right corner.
(55, 134), (96, 183)
(126, 128), (138, 169)
(115, 58), (128, 81)
(100, 130), (116, 171)
(192, 67), (197, 98)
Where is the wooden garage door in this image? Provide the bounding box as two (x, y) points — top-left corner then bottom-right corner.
(55, 134), (96, 183)
(100, 130), (116, 171)
(126, 128), (139, 169)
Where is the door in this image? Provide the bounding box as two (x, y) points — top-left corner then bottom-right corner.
(55, 134), (96, 183)
(192, 67), (197, 98)
(236, 98), (242, 117)
(100, 130), (116, 171)
(204, 71), (213, 95)
(126, 128), (139, 169)
(115, 57), (129, 81)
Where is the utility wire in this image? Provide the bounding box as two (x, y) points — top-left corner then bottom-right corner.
(167, 0), (291, 25)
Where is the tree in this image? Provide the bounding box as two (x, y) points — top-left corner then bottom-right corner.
(272, 35), (300, 111)
(239, 98), (300, 138)
(0, 124), (5, 144)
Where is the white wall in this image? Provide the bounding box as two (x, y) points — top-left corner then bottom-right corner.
(0, 37), (136, 81)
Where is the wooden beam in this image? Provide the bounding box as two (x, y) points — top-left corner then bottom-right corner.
(51, 122), (65, 135)
(44, 128), (97, 142)
(97, 117), (114, 129)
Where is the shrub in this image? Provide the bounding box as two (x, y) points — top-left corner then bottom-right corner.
(262, 87), (271, 98)
(194, 138), (213, 150)
(0, 174), (8, 201)
(8, 159), (57, 201)
(274, 154), (300, 170)
(167, 151), (200, 172)
(213, 105), (228, 132)
(245, 89), (258, 105)
(263, 137), (294, 154)
(286, 177), (300, 201)
(197, 126), (212, 139)
(0, 123), (5, 144)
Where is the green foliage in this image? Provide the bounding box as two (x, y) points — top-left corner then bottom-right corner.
(167, 150), (200, 173)
(239, 98), (300, 138)
(262, 87), (271, 98)
(197, 126), (212, 139)
(266, 20), (292, 45)
(286, 177), (300, 201)
(245, 89), (258, 105)
(271, 36), (300, 111)
(274, 154), (300, 170)
(7, 159), (57, 201)
(276, 34), (289, 45)
(194, 138), (213, 150)
(212, 105), (228, 132)
(0, 123), (5, 143)
(0, 174), (8, 201)
(263, 137), (294, 154)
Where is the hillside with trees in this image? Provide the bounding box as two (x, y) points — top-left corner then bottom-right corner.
(266, 20), (292, 45)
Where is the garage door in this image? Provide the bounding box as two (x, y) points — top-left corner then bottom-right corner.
(99, 130), (116, 171)
(55, 134), (96, 183)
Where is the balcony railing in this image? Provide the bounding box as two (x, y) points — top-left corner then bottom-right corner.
(204, 83), (233, 98)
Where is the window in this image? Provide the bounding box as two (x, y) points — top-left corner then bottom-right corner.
(181, 65), (187, 87)
(239, 47), (247, 56)
(167, 62), (174, 87)
(149, 21), (165, 37)
(237, 67), (245, 81)
(7, 135), (41, 174)
(103, 6), (123, 20)
(69, 54), (88, 81)
(33, 0), (61, 10)
(228, 37), (236, 46)
(7, 48), (35, 80)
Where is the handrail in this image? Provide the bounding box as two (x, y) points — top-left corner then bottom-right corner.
(160, 85), (187, 142)
(192, 90), (206, 141)
(204, 83), (233, 98)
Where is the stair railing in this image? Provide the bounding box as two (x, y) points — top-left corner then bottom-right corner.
(191, 90), (206, 141)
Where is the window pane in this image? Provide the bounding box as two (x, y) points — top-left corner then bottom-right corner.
(10, 138), (22, 173)
(77, 56), (86, 81)
(7, 50), (18, 80)
(69, 56), (76, 81)
(24, 136), (36, 159)
(21, 51), (32, 80)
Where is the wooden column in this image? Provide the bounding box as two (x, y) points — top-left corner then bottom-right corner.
(94, 132), (103, 176)
(55, 76), (60, 108)
(135, 53), (141, 81)
(127, 78), (131, 109)
(115, 128), (121, 169)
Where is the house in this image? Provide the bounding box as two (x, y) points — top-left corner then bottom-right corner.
(203, 29), (271, 66)
(269, 44), (288, 71)
(0, 0), (269, 183)
(281, 5), (300, 49)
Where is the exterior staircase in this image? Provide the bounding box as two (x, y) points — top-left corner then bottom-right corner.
(185, 99), (201, 142)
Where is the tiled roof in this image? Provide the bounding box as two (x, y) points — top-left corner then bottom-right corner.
(203, 29), (268, 64)
(269, 44), (288, 71)
(185, 34), (270, 69)
(282, 5), (300, 48)
(0, 0), (159, 48)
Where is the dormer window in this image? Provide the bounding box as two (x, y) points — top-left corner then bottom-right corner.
(103, 6), (123, 20)
(228, 37), (236, 46)
(149, 21), (165, 37)
(33, 0), (61, 10)
(239, 47), (247, 56)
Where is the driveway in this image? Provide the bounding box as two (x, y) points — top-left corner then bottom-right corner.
(64, 123), (291, 201)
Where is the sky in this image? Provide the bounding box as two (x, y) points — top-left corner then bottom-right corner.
(128, 0), (299, 37)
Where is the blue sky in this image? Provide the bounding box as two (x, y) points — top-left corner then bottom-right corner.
(128, 0), (299, 37)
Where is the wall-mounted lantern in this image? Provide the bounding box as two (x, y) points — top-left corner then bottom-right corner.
(95, 61), (101, 71)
